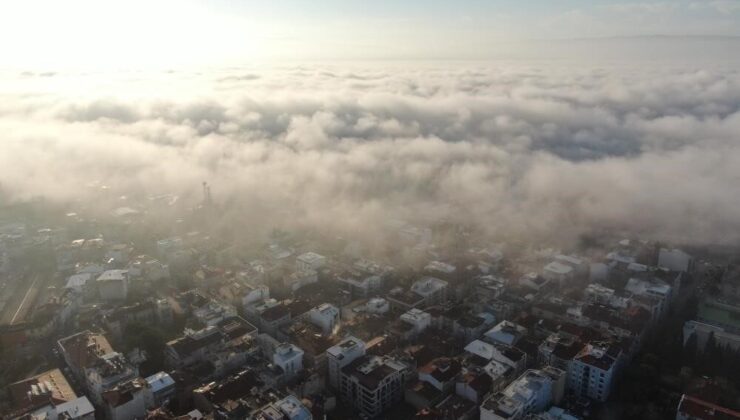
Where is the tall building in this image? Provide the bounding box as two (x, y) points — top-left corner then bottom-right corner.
(567, 342), (621, 402)
(339, 355), (410, 418)
(326, 336), (365, 389)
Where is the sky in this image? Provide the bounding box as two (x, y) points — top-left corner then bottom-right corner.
(1, 0), (740, 69)
(1, 2), (740, 248)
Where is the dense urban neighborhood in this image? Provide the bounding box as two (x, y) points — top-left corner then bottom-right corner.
(1, 190), (739, 420)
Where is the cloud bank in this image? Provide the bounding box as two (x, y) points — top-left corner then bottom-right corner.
(1, 63), (739, 246)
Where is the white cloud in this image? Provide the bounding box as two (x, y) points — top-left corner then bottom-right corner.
(1, 64), (740, 246)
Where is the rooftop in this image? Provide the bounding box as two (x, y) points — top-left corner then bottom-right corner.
(677, 394), (740, 420)
(9, 369), (76, 411)
(342, 355), (407, 390)
(544, 261), (573, 275)
(327, 336), (365, 359)
(58, 330), (114, 370)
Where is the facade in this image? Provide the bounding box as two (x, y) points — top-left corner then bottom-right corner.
(165, 326), (225, 368)
(327, 336), (366, 389)
(254, 395), (313, 420)
(145, 371), (176, 407)
(410, 276), (449, 307)
(400, 308), (432, 336)
(480, 367), (565, 420)
(338, 272), (384, 298)
(102, 378), (148, 420)
(339, 355), (410, 418)
(193, 300), (238, 327)
(658, 248), (693, 272)
(308, 303), (340, 335)
(296, 251), (327, 272)
(57, 331), (113, 373)
(485, 321), (528, 347)
(285, 269), (318, 292)
(84, 352), (138, 405)
(97, 269), (129, 301)
(567, 342), (620, 402)
(28, 396), (95, 420)
(273, 342), (304, 378)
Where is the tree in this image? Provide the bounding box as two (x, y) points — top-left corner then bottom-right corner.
(123, 322), (167, 375)
(682, 332), (698, 367)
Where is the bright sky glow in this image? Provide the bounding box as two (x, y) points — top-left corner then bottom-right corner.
(1, 0), (740, 69)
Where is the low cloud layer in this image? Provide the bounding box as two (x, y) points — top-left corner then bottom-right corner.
(1, 64), (739, 246)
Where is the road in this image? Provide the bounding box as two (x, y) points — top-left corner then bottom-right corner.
(0, 272), (41, 326)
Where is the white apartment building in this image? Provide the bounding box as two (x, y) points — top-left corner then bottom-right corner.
(480, 367), (566, 420)
(273, 343), (304, 378)
(308, 303), (340, 335)
(567, 343), (620, 402)
(85, 352), (138, 405)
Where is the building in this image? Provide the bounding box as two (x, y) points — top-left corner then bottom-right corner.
(273, 342), (304, 378)
(410, 276), (449, 307)
(477, 275), (506, 300)
(480, 367), (566, 420)
(7, 369), (77, 415)
(97, 269), (129, 301)
(308, 303), (340, 335)
(567, 342), (621, 402)
(192, 300), (238, 327)
(400, 308), (432, 336)
(676, 394), (740, 420)
(419, 357), (462, 393)
(85, 352), (139, 405)
(145, 371), (176, 407)
(102, 378), (148, 420)
(683, 299), (740, 351)
(296, 252), (327, 272)
(25, 396), (95, 420)
(465, 339), (527, 377)
(365, 297), (390, 315)
(340, 355), (410, 418)
(625, 277), (673, 319)
(485, 321), (528, 347)
(658, 248), (693, 272)
(543, 262), (574, 287)
(165, 326), (225, 368)
(57, 331), (111, 369)
(242, 284), (270, 308)
(259, 303), (293, 336)
(192, 369), (271, 416)
(254, 394), (313, 420)
(103, 300), (167, 340)
(337, 271), (384, 298)
(327, 336), (366, 389)
(285, 269), (318, 292)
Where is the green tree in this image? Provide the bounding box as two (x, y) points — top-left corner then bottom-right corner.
(122, 322), (167, 375)
(683, 332), (698, 367)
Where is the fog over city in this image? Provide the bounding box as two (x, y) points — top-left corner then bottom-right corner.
(1, 63), (740, 246)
